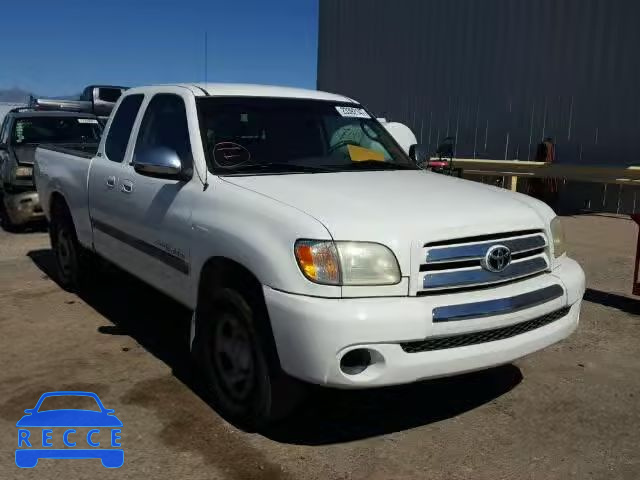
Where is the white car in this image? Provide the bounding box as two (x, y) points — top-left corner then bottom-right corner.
(34, 83), (585, 428)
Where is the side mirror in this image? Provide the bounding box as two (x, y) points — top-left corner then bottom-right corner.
(133, 147), (184, 179)
(409, 143), (430, 168)
(436, 136), (455, 158)
(23, 409), (34, 414)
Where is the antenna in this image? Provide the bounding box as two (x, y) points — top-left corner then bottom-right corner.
(204, 31), (208, 86)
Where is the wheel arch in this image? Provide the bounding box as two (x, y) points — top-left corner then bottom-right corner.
(197, 256), (263, 300)
(48, 190), (70, 219)
(194, 255), (281, 366)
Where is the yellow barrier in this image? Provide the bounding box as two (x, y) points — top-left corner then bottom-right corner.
(450, 158), (640, 187)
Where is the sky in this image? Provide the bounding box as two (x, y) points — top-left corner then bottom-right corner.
(0, 0), (319, 96)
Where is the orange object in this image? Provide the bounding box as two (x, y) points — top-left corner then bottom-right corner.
(633, 214), (640, 296)
(295, 243), (317, 279)
(347, 145), (384, 162)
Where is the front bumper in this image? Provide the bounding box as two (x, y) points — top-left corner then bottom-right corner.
(3, 191), (44, 226)
(265, 256), (585, 388)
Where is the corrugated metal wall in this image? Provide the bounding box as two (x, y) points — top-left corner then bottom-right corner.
(318, 0), (640, 167)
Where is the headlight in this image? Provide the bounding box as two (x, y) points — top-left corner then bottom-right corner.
(294, 240), (401, 285)
(336, 241), (401, 285)
(14, 166), (33, 178)
(550, 217), (566, 258)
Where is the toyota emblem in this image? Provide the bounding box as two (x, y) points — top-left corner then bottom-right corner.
(482, 245), (512, 272)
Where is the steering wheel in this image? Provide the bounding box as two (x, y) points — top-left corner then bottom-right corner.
(327, 140), (355, 155)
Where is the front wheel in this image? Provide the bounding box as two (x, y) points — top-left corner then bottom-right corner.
(0, 194), (19, 232)
(193, 286), (303, 430)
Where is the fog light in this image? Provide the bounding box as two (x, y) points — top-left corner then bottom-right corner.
(340, 349), (372, 375)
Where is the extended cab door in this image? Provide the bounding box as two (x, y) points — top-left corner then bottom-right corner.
(88, 93), (144, 266)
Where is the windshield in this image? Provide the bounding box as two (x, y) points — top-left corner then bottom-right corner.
(11, 116), (102, 145)
(196, 97), (417, 174)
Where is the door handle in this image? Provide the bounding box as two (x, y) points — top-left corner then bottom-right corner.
(121, 180), (133, 194)
(106, 176), (116, 188)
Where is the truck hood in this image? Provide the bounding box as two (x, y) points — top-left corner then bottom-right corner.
(222, 170), (551, 272)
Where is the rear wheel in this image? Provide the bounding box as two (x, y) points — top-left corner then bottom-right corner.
(193, 282), (303, 430)
(49, 202), (92, 291)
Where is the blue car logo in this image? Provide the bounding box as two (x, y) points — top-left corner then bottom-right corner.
(15, 391), (123, 468)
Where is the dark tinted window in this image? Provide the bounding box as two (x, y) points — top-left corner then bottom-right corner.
(11, 117), (102, 145)
(98, 88), (123, 103)
(105, 94), (144, 162)
(80, 87), (92, 101)
(134, 94), (193, 170)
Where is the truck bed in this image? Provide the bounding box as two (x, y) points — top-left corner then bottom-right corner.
(39, 143), (99, 159)
(34, 145), (96, 247)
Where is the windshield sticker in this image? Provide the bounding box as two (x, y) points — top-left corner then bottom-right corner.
(77, 118), (99, 124)
(335, 106), (370, 118)
(347, 144), (385, 162)
(213, 142), (251, 166)
(15, 122), (25, 143)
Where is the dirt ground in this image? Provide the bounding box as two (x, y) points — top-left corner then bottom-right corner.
(0, 214), (639, 480)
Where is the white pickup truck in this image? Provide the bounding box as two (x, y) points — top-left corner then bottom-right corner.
(34, 83), (585, 428)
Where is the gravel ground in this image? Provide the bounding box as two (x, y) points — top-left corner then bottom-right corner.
(0, 214), (639, 479)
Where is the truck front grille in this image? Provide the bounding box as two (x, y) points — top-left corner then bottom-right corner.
(400, 306), (570, 353)
(417, 230), (549, 294)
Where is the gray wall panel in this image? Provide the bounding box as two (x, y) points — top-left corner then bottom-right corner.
(318, 0), (640, 166)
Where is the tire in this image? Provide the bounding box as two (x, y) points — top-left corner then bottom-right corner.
(0, 195), (19, 232)
(193, 284), (303, 430)
(49, 202), (92, 291)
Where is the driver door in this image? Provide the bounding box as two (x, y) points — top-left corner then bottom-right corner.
(114, 93), (196, 304)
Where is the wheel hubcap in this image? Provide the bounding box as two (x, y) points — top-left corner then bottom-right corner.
(213, 313), (254, 401)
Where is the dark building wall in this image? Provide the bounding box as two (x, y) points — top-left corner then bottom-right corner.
(318, 0), (640, 167)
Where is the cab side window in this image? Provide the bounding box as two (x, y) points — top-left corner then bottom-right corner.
(104, 94), (144, 163)
(80, 87), (92, 101)
(134, 94), (193, 171)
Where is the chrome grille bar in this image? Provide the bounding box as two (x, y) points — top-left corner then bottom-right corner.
(425, 233), (546, 264)
(432, 284), (564, 322)
(422, 256), (548, 290)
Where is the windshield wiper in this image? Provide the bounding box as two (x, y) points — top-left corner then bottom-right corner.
(217, 162), (335, 174)
(327, 160), (418, 171)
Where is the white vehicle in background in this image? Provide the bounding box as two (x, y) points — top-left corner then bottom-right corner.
(34, 83), (585, 428)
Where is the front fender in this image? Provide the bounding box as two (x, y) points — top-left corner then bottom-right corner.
(188, 178), (341, 306)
